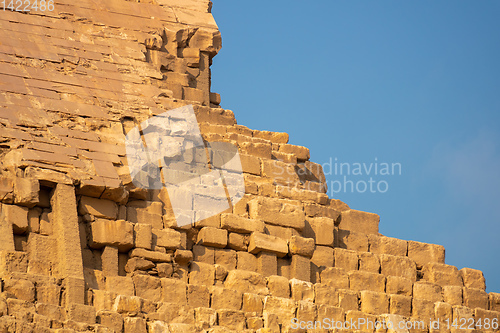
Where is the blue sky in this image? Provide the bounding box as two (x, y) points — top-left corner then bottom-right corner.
(210, 0), (500, 292)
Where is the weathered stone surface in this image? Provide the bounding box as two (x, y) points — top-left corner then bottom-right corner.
(368, 234), (407, 256)
(90, 219), (134, 251)
(379, 254), (417, 281)
(336, 229), (369, 252)
(197, 226), (227, 248)
(220, 213), (265, 233)
(224, 270), (268, 295)
(248, 197), (305, 230)
(422, 262), (463, 287)
(334, 248), (358, 271)
(248, 232), (288, 257)
(413, 281), (443, 302)
(303, 217), (334, 246)
(385, 276), (413, 296)
(134, 223), (152, 249)
(360, 290), (389, 315)
(210, 287), (243, 310)
(14, 178), (39, 207)
(407, 240), (445, 269)
(390, 294), (412, 317)
(2, 203), (29, 234)
(339, 209), (379, 234)
(154, 228), (182, 249)
(320, 267), (349, 289)
(349, 271), (386, 292)
(288, 235), (315, 258)
(463, 287), (489, 310)
(129, 248), (172, 262)
(79, 196), (118, 220)
(459, 267), (486, 290)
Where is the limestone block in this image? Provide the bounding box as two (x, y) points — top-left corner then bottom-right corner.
(288, 235), (315, 258)
(412, 298), (435, 321)
(316, 304), (345, 326)
(187, 284), (210, 308)
(124, 257), (155, 272)
(129, 248), (172, 262)
(474, 308), (500, 330)
(345, 310), (378, 331)
(217, 309), (246, 331)
(385, 276), (413, 296)
(490, 292), (500, 311)
(194, 307), (217, 330)
(303, 203), (340, 220)
(360, 290), (389, 315)
(290, 279), (314, 302)
(228, 232), (248, 251)
(390, 294), (412, 317)
(320, 267), (349, 289)
(443, 285), (463, 306)
(132, 274), (161, 302)
(189, 261), (215, 286)
(246, 317), (264, 330)
(358, 252), (380, 273)
(452, 305), (474, 329)
(264, 224), (299, 241)
(459, 268), (486, 290)
(339, 209), (379, 234)
(422, 263), (463, 287)
(253, 130), (289, 144)
(79, 196), (118, 220)
(368, 234), (407, 257)
(193, 244), (215, 264)
(296, 301), (317, 331)
(134, 223), (152, 249)
(112, 295), (142, 314)
(266, 275), (290, 298)
(148, 321), (169, 333)
(3, 278), (35, 302)
(224, 270), (268, 295)
(97, 311), (123, 333)
(413, 281), (443, 302)
(28, 207), (41, 233)
(334, 248), (358, 271)
(291, 255), (310, 282)
(197, 226), (227, 248)
(248, 197), (305, 230)
(90, 219), (134, 251)
(336, 229), (369, 252)
(154, 228), (182, 249)
(13, 177), (39, 207)
(380, 254), (417, 281)
(310, 245), (333, 283)
(220, 213), (265, 233)
(314, 283), (338, 306)
(248, 232), (288, 257)
(263, 296), (296, 329)
(349, 271), (386, 292)
(237, 252), (257, 272)
(239, 142), (272, 159)
(257, 252), (277, 277)
(160, 278), (187, 304)
(407, 240), (445, 269)
(101, 246), (118, 276)
(463, 287), (489, 310)
(37, 284), (61, 305)
(303, 217), (334, 246)
(214, 248), (236, 271)
(105, 276), (134, 296)
(68, 303), (96, 324)
(2, 204), (29, 234)
(123, 317), (147, 333)
(261, 159), (300, 185)
(210, 286), (243, 310)
(126, 201), (163, 229)
(278, 143), (310, 160)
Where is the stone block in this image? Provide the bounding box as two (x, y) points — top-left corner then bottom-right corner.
(187, 284), (210, 308)
(422, 263), (463, 287)
(220, 213), (265, 233)
(89, 219), (134, 251)
(161, 278), (187, 304)
(126, 201), (162, 229)
(314, 283), (338, 307)
(129, 248), (172, 262)
(434, 301), (453, 325)
(358, 252), (380, 273)
(380, 254), (417, 281)
(474, 308), (500, 330)
(385, 276), (413, 296)
(194, 307), (217, 330)
(345, 310), (378, 331)
(349, 271), (386, 292)
(3, 278), (35, 302)
(68, 303), (96, 324)
(290, 278), (314, 302)
(132, 274), (161, 302)
(368, 234), (407, 256)
(197, 226), (227, 248)
(217, 309), (246, 331)
(210, 287), (243, 310)
(243, 292), (264, 314)
(228, 232), (248, 251)
(360, 290), (389, 315)
(224, 270), (268, 295)
(124, 257), (155, 272)
(101, 246), (118, 276)
(288, 235), (315, 258)
(267, 275), (290, 298)
(264, 224), (299, 240)
(413, 281), (443, 302)
(334, 248), (358, 271)
(316, 304), (345, 327)
(407, 240), (445, 269)
(412, 298), (435, 322)
(105, 276), (134, 296)
(463, 287), (489, 310)
(192, 244), (215, 264)
(236, 251), (257, 272)
(189, 261), (215, 286)
(336, 229), (369, 252)
(291, 255), (310, 282)
(459, 268), (486, 290)
(97, 311), (123, 333)
(390, 294), (412, 317)
(154, 228), (182, 249)
(14, 177), (39, 207)
(339, 209), (379, 234)
(123, 317), (147, 333)
(320, 267), (349, 289)
(489, 292), (500, 311)
(112, 295), (142, 314)
(303, 217), (334, 246)
(263, 296), (297, 329)
(248, 232), (288, 257)
(338, 289), (359, 311)
(2, 204), (29, 234)
(248, 197), (305, 230)
(257, 251), (277, 277)
(79, 196), (118, 220)
(443, 285), (463, 306)
(134, 223), (152, 249)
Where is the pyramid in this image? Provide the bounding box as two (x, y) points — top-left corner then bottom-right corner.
(0, 1), (499, 332)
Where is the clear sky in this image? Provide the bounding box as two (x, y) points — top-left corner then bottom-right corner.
(210, 0), (500, 292)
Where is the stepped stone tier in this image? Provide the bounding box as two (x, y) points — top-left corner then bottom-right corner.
(0, 1), (498, 333)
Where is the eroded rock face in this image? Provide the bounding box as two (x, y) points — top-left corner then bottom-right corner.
(0, 1), (497, 332)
